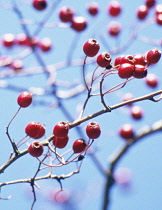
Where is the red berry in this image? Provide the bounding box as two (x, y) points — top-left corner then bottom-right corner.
(108, 1), (122, 17)
(87, 2), (99, 16)
(155, 4), (162, 15)
(52, 136), (69, 149)
(25, 122), (46, 139)
(119, 124), (134, 140)
(28, 141), (44, 157)
(16, 33), (29, 46)
(38, 37), (52, 52)
(17, 91), (32, 108)
(118, 63), (134, 79)
(73, 139), (87, 153)
(130, 106), (143, 120)
(133, 54), (147, 66)
(96, 52), (111, 67)
(133, 65), (147, 79)
(156, 14), (162, 25)
(53, 121), (69, 138)
(146, 48), (161, 65)
(145, 0), (156, 8)
(83, 38), (100, 57)
(145, 73), (159, 88)
(59, 6), (74, 22)
(10, 59), (23, 71)
(108, 21), (121, 37)
(136, 5), (148, 20)
(114, 55), (124, 66)
(2, 33), (15, 47)
(86, 122), (101, 139)
(120, 55), (134, 65)
(71, 16), (87, 32)
(32, 0), (47, 11)
(122, 93), (134, 106)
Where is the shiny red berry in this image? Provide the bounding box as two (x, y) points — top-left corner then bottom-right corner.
(145, 0), (156, 8)
(145, 73), (159, 88)
(73, 139), (87, 153)
(108, 21), (121, 37)
(133, 65), (147, 79)
(17, 91), (32, 108)
(119, 124), (134, 140)
(136, 5), (148, 20)
(108, 1), (122, 17)
(32, 0), (47, 11)
(59, 6), (74, 22)
(53, 121), (69, 138)
(97, 52), (111, 67)
(133, 54), (147, 66)
(52, 136), (69, 149)
(155, 4), (162, 15)
(16, 33), (29, 46)
(83, 38), (100, 57)
(25, 122), (46, 139)
(118, 63), (134, 79)
(71, 16), (87, 32)
(114, 55), (124, 66)
(2, 33), (15, 47)
(28, 141), (44, 157)
(86, 122), (101, 139)
(38, 37), (52, 52)
(156, 14), (162, 25)
(87, 2), (99, 16)
(146, 48), (161, 65)
(130, 106), (143, 120)
(120, 55), (135, 65)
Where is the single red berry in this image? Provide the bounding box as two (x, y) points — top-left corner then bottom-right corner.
(107, 21), (121, 37)
(52, 136), (69, 149)
(145, 0), (156, 8)
(59, 6), (74, 22)
(136, 5), (148, 20)
(25, 121), (46, 139)
(118, 63), (134, 79)
(32, 0), (47, 11)
(87, 2), (99, 16)
(53, 121), (69, 138)
(146, 48), (161, 65)
(130, 106), (143, 120)
(16, 33), (29, 46)
(17, 91), (32, 108)
(145, 73), (159, 88)
(156, 14), (162, 25)
(73, 139), (87, 153)
(133, 65), (147, 79)
(83, 38), (100, 57)
(107, 1), (122, 17)
(133, 54), (147, 66)
(97, 52), (111, 68)
(122, 93), (134, 106)
(120, 55), (135, 65)
(114, 55), (124, 66)
(71, 16), (87, 32)
(10, 59), (23, 71)
(2, 33), (15, 47)
(28, 141), (44, 157)
(86, 122), (101, 139)
(155, 4), (162, 15)
(38, 37), (52, 52)
(119, 124), (134, 140)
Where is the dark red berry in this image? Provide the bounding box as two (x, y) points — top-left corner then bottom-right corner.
(86, 122), (101, 139)
(108, 1), (122, 17)
(136, 5), (148, 20)
(38, 37), (52, 52)
(155, 4), (162, 15)
(87, 2), (99, 16)
(73, 139), (87, 153)
(133, 54), (147, 66)
(2, 33), (15, 47)
(119, 124), (134, 140)
(59, 6), (74, 22)
(32, 0), (47, 11)
(156, 14), (162, 25)
(25, 122), (46, 139)
(28, 141), (44, 157)
(52, 136), (69, 149)
(133, 65), (147, 79)
(145, 0), (156, 8)
(71, 16), (87, 32)
(53, 121), (69, 138)
(145, 73), (159, 88)
(108, 21), (121, 37)
(122, 93), (134, 106)
(96, 52), (111, 67)
(83, 38), (100, 57)
(120, 55), (134, 65)
(17, 91), (32, 108)
(118, 63), (134, 79)
(130, 106), (143, 120)
(146, 48), (161, 65)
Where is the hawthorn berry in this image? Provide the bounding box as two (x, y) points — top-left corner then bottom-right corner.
(133, 65), (147, 79)
(146, 48), (161, 65)
(107, 1), (122, 17)
(32, 0), (47, 11)
(2, 33), (15, 47)
(120, 55), (134, 65)
(38, 37), (52, 52)
(52, 136), (69, 149)
(73, 139), (87, 153)
(145, 73), (159, 88)
(28, 141), (44, 157)
(59, 6), (74, 22)
(133, 54), (147, 66)
(155, 4), (162, 15)
(71, 16), (87, 32)
(86, 122), (101, 139)
(87, 2), (99, 16)
(136, 5), (148, 20)
(156, 14), (162, 25)
(130, 106), (143, 120)
(16, 33), (29, 46)
(53, 121), (69, 138)
(114, 55), (124, 66)
(118, 63), (134, 79)
(107, 21), (121, 37)
(145, 0), (156, 8)
(83, 38), (100, 57)
(96, 52), (111, 68)
(119, 124), (134, 140)
(17, 91), (32, 108)
(10, 59), (23, 71)
(25, 121), (46, 139)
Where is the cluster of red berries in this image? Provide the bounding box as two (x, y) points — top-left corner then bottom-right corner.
(58, 6), (87, 32)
